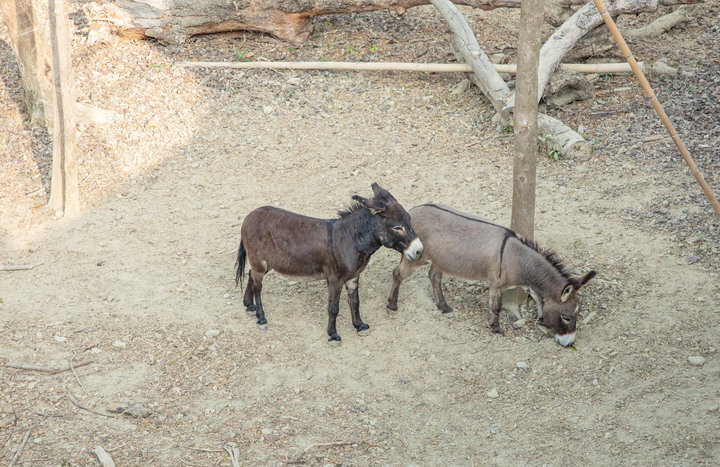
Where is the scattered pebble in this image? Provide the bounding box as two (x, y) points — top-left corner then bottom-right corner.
(688, 356), (706, 366)
(205, 330), (221, 338)
(516, 362), (528, 370)
(487, 388), (499, 399)
(113, 341), (127, 348)
(512, 319), (526, 329)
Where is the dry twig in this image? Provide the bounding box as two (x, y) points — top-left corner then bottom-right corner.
(3, 360), (91, 374)
(8, 429), (31, 467)
(284, 441), (353, 464)
(68, 394), (114, 417)
(70, 352), (86, 392)
(0, 262), (44, 271)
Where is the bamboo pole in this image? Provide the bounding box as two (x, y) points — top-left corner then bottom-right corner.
(592, 0), (720, 219)
(174, 60), (641, 74)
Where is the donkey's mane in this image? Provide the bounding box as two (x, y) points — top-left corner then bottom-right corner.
(516, 236), (578, 285)
(337, 200), (365, 219)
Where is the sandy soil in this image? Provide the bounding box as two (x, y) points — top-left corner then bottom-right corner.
(1, 2), (719, 466)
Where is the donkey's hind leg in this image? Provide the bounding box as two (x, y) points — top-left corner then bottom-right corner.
(429, 264), (453, 314)
(243, 271), (256, 312)
(387, 256), (422, 311)
(249, 269), (268, 329)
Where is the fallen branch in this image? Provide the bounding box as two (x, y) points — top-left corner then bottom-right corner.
(68, 394), (114, 418)
(174, 60), (642, 74)
(3, 360), (91, 374)
(8, 429), (31, 467)
(0, 262), (44, 271)
(224, 445), (241, 467)
(284, 441), (353, 464)
(70, 352), (86, 392)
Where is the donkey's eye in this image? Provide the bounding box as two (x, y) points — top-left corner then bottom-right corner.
(561, 315), (572, 324)
(392, 226), (405, 234)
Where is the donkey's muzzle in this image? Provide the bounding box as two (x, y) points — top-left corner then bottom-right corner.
(404, 237), (424, 261)
(554, 332), (576, 347)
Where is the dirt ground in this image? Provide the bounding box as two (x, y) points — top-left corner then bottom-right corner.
(1, 1), (719, 465)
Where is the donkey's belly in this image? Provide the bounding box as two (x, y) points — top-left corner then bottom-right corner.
(278, 272), (326, 282)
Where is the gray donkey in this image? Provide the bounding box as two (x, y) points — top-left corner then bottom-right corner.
(387, 204), (596, 346)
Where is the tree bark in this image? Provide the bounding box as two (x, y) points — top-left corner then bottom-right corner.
(48, 0), (80, 216)
(511, 0), (543, 240)
(0, 0), (53, 126)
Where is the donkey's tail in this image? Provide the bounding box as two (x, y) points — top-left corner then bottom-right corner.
(235, 241), (246, 289)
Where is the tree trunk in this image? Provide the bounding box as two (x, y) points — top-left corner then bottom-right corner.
(48, 0), (80, 216)
(507, 0), (543, 316)
(0, 0), (53, 126)
(511, 0), (543, 240)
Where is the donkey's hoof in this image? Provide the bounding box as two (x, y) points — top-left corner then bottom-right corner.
(386, 302), (398, 312)
(490, 325), (505, 335)
(357, 326), (371, 337)
(257, 323), (268, 330)
(327, 338), (342, 347)
(442, 311), (455, 319)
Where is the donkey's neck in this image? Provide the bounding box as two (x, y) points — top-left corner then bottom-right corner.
(337, 208), (382, 258)
(508, 241), (566, 296)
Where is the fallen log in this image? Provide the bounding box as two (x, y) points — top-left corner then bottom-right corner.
(90, 0), (701, 44)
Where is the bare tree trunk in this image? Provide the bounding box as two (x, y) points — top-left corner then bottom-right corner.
(507, 0), (544, 316)
(511, 0), (543, 239)
(48, 0), (79, 216)
(0, 0), (53, 126)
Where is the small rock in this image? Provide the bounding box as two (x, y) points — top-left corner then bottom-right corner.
(262, 106), (274, 114)
(205, 330), (220, 338)
(113, 341), (127, 348)
(223, 293), (231, 299)
(399, 376), (410, 384)
(487, 388), (499, 399)
(707, 405), (719, 413)
(261, 428), (272, 435)
(688, 356), (705, 366)
(516, 362), (528, 370)
(512, 319), (526, 329)
(53, 336), (67, 343)
(287, 77), (301, 85)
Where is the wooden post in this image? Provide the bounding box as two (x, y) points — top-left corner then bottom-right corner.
(47, 0), (80, 216)
(507, 0), (545, 314)
(0, 0), (53, 126)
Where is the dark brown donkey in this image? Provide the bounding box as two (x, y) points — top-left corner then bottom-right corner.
(236, 183), (423, 344)
(387, 204), (595, 347)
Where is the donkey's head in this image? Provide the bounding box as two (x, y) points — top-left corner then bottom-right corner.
(541, 270), (596, 346)
(352, 183), (423, 261)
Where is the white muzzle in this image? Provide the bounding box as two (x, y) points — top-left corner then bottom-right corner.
(555, 332), (576, 347)
(404, 237), (424, 261)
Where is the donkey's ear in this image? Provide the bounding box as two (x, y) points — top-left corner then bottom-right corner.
(352, 195), (387, 215)
(371, 182), (395, 201)
(576, 270), (597, 288)
(560, 284), (573, 302)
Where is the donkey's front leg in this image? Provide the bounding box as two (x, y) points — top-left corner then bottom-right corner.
(346, 277), (369, 336)
(429, 265), (453, 314)
(326, 280), (344, 345)
(488, 287), (504, 335)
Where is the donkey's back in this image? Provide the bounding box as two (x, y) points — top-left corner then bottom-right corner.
(407, 203), (511, 281)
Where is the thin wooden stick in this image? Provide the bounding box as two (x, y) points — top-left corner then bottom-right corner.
(175, 60), (640, 74)
(3, 360), (91, 374)
(68, 394), (114, 417)
(70, 352), (86, 392)
(593, 0), (720, 219)
(8, 429), (31, 467)
(284, 441), (353, 464)
(0, 262), (44, 271)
